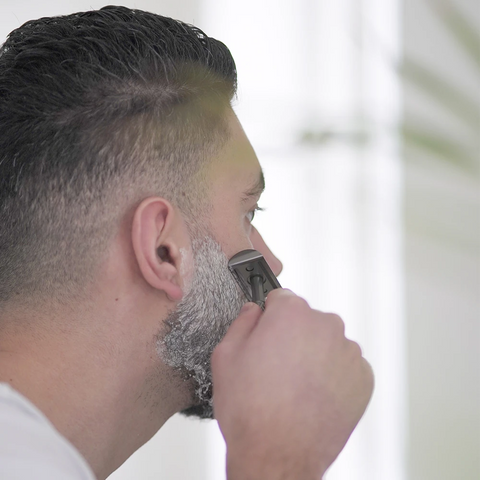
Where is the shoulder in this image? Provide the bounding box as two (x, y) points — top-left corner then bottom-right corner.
(0, 383), (96, 480)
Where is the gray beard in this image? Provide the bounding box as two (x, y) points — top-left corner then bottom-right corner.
(157, 234), (247, 419)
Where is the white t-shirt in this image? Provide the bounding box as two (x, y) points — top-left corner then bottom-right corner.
(0, 382), (96, 479)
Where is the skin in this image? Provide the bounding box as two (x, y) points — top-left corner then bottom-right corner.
(0, 110), (282, 478)
(214, 294), (374, 479)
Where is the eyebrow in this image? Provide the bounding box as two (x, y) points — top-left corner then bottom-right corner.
(241, 169), (265, 203)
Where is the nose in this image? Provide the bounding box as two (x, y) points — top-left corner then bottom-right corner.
(250, 226), (283, 277)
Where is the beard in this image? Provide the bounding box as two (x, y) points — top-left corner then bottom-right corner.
(157, 233), (247, 419)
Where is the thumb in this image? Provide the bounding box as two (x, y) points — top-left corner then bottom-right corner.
(221, 302), (262, 345)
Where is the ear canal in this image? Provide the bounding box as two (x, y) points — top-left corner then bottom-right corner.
(157, 246), (169, 262)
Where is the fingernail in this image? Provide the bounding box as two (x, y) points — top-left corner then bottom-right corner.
(240, 303), (256, 314)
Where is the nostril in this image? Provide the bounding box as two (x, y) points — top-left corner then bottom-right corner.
(278, 262), (283, 276)
(265, 255), (283, 277)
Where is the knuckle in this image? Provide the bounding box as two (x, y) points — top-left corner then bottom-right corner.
(363, 358), (375, 391)
(328, 313), (346, 333)
(267, 290), (310, 314)
(267, 288), (289, 301)
(284, 295), (309, 311)
(348, 339), (363, 357)
(265, 288), (288, 308)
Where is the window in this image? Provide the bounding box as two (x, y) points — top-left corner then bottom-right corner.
(201, 1), (406, 479)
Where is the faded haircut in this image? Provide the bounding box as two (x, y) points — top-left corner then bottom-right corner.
(0, 6), (237, 307)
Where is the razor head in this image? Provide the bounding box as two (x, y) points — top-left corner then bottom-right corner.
(228, 249), (281, 309)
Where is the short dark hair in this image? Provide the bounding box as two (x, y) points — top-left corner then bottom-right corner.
(0, 5), (237, 307)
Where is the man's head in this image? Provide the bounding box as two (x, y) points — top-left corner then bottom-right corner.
(0, 6), (282, 420)
(0, 5), (237, 306)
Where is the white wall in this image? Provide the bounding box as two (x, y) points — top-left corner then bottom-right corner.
(199, 1), (405, 479)
(403, 0), (480, 479)
(0, 0), (200, 39)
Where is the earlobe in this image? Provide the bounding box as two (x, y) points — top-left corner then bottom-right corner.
(131, 197), (185, 303)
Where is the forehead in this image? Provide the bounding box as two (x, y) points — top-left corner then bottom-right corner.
(205, 112), (262, 200)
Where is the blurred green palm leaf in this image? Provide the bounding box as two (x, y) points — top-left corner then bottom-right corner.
(400, 58), (479, 132)
(401, 0), (480, 179)
(432, 0), (480, 70)
(402, 124), (478, 175)
(299, 0), (479, 180)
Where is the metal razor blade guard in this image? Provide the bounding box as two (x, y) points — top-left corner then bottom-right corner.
(228, 249), (281, 310)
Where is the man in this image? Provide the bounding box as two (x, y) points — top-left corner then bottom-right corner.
(0, 6), (374, 479)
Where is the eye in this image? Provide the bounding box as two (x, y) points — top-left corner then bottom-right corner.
(246, 205), (265, 223)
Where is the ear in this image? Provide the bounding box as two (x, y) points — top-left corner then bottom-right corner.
(131, 197), (186, 302)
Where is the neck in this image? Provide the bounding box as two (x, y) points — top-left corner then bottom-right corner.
(0, 312), (188, 479)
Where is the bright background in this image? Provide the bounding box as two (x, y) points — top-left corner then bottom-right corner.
(1, 1), (478, 479)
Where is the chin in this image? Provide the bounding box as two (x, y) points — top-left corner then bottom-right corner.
(180, 402), (214, 420)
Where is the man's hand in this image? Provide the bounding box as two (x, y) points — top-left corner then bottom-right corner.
(211, 289), (374, 480)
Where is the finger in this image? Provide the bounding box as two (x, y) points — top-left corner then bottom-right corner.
(222, 302), (263, 344)
(265, 287), (296, 308)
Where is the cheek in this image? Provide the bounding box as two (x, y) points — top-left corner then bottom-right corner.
(203, 196), (258, 260)
(179, 246), (195, 293)
(210, 215), (253, 259)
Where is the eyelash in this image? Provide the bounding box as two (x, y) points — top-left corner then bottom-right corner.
(247, 205), (265, 223)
